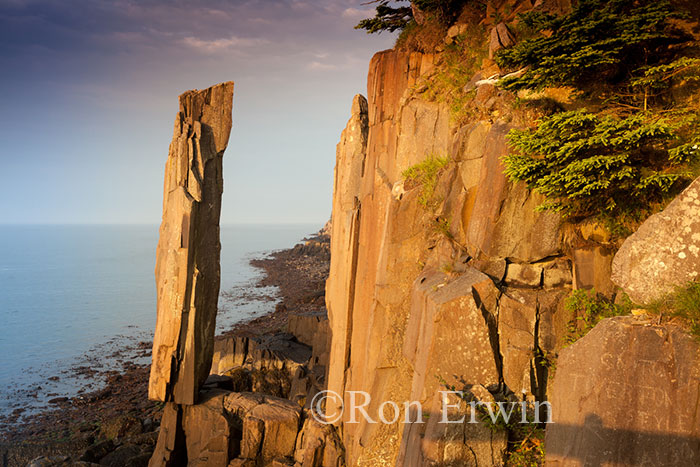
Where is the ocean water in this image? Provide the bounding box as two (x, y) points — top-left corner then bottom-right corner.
(0, 223), (318, 417)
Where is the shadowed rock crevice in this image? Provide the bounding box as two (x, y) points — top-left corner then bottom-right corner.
(472, 286), (505, 389)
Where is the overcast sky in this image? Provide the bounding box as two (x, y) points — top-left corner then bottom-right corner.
(0, 0), (395, 225)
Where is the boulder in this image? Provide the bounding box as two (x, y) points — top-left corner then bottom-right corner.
(293, 416), (346, 467)
(80, 440), (116, 463)
(445, 23), (468, 44)
(151, 390), (310, 466)
(546, 316), (700, 465)
(123, 454), (152, 467)
(224, 392), (301, 463)
(489, 23), (516, 59)
(504, 263), (543, 287)
(210, 333), (311, 377)
(27, 457), (70, 467)
(182, 390), (235, 466)
(149, 81), (234, 405)
(612, 177), (700, 304)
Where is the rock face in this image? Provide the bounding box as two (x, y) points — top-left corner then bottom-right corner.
(612, 176), (700, 304)
(399, 269), (503, 466)
(149, 82), (234, 405)
(324, 93), (368, 424)
(546, 316), (700, 466)
(324, 49), (571, 465)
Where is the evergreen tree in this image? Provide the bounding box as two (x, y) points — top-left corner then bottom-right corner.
(496, 0), (687, 90)
(355, 0), (468, 34)
(499, 0), (699, 231)
(504, 110), (696, 222)
(355, 1), (413, 34)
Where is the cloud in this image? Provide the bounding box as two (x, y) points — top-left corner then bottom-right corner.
(342, 7), (373, 19)
(290, 1), (311, 10)
(181, 35), (267, 54)
(308, 60), (338, 71)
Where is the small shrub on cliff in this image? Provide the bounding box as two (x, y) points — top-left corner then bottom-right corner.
(565, 289), (632, 344)
(402, 154), (450, 208)
(506, 425), (545, 467)
(433, 216), (453, 239)
(417, 29), (487, 121)
(439, 378), (546, 466)
(646, 281), (700, 339)
(395, 18), (449, 53)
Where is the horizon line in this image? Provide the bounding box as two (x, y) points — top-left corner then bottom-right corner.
(0, 221), (326, 227)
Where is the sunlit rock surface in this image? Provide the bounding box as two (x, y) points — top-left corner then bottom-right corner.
(612, 176), (700, 304)
(149, 82), (234, 405)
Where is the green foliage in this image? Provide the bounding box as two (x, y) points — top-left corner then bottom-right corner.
(413, 0), (466, 24)
(496, 0), (686, 90)
(537, 349), (557, 382)
(646, 281), (700, 339)
(418, 30), (486, 122)
(355, 1), (413, 34)
(631, 57), (700, 92)
(565, 289), (632, 344)
(439, 377), (546, 466)
(356, 0), (468, 34)
(498, 0), (699, 227)
(506, 425), (545, 467)
(504, 109), (697, 220)
(395, 14), (449, 52)
(434, 216), (453, 240)
(402, 154), (450, 208)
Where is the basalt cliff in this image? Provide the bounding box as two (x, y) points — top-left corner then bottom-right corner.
(145, 2), (700, 466)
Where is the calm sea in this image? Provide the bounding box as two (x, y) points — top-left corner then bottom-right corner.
(0, 224), (318, 416)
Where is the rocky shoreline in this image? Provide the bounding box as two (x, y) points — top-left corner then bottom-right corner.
(0, 230), (330, 467)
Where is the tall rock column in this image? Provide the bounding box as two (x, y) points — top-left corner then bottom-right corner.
(149, 82), (234, 406)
